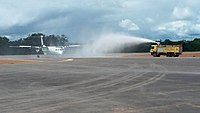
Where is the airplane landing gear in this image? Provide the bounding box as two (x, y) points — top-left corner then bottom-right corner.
(36, 48), (40, 58)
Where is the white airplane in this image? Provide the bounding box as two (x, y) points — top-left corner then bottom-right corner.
(10, 36), (80, 56)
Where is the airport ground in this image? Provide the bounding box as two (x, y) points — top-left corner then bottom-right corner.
(0, 53), (200, 113)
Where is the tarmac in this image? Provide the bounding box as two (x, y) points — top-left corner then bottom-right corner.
(0, 54), (200, 113)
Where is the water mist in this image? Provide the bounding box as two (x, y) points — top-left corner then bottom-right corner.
(64, 33), (155, 57)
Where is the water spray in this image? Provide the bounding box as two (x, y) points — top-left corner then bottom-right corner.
(72, 33), (155, 57)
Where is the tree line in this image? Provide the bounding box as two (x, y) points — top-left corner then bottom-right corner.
(160, 38), (200, 51)
(120, 38), (200, 53)
(0, 33), (200, 55)
(0, 33), (69, 55)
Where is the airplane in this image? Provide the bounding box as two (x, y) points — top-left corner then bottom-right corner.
(10, 35), (80, 57)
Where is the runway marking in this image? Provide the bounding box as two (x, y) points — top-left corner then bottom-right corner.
(186, 103), (200, 108)
(0, 72), (146, 110)
(71, 73), (166, 103)
(54, 71), (138, 89)
(0, 71), (166, 113)
(58, 59), (74, 62)
(0, 71), (133, 101)
(164, 89), (200, 95)
(113, 73), (166, 93)
(80, 72), (147, 91)
(0, 61), (175, 113)
(0, 64), (167, 111)
(58, 73), (166, 105)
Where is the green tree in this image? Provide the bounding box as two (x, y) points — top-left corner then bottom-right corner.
(0, 36), (10, 55)
(0, 36), (9, 45)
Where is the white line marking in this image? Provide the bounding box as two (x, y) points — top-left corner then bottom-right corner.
(58, 59), (74, 62)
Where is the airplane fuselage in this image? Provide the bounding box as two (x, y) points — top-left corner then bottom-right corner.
(42, 46), (64, 55)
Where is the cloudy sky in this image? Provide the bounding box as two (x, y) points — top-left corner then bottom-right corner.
(1, 0), (200, 42)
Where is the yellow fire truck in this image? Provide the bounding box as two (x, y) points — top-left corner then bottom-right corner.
(150, 44), (182, 57)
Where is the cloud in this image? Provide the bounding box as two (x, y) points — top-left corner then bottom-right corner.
(172, 7), (193, 20)
(0, 0), (76, 30)
(186, 0), (200, 7)
(121, 1), (142, 8)
(119, 19), (139, 31)
(0, 8), (36, 29)
(156, 20), (200, 37)
(1, 0), (200, 41)
(145, 17), (155, 23)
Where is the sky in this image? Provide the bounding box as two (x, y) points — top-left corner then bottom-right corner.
(1, 0), (200, 42)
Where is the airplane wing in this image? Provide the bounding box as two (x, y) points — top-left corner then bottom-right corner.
(10, 46), (41, 49)
(67, 45), (81, 48)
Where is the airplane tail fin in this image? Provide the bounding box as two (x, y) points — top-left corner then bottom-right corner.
(40, 36), (45, 47)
